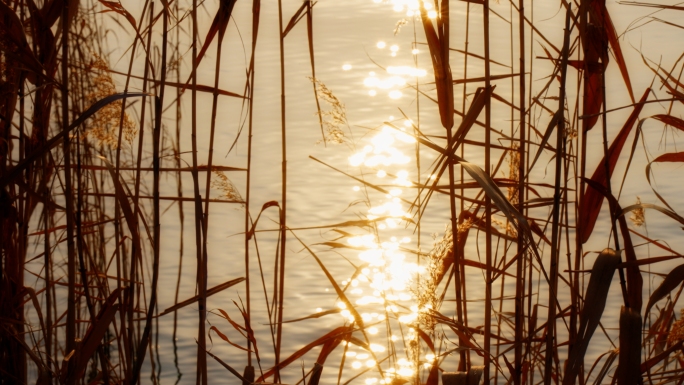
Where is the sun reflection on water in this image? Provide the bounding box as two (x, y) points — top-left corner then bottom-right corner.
(328, 2), (442, 382)
(335, 116), (432, 383)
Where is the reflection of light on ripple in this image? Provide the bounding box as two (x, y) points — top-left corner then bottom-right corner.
(343, 117), (425, 382)
(381, 0), (437, 19)
(387, 66), (427, 77)
(364, 74), (406, 89)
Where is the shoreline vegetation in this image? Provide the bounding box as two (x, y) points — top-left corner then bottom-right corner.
(2, 0), (684, 384)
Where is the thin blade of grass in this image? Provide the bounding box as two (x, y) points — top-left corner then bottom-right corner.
(528, 110), (562, 173)
(159, 277), (245, 316)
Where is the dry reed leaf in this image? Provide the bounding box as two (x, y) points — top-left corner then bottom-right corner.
(529, 110), (562, 172)
(195, 0), (237, 68)
(291, 231), (383, 375)
(653, 114), (684, 132)
(582, 24), (607, 132)
(449, 47), (510, 68)
(583, 177), (643, 310)
(645, 264), (684, 317)
(160, 277), (245, 316)
(652, 152), (684, 163)
(449, 86), (492, 151)
(159, 80), (245, 98)
(204, 348), (246, 383)
(591, 350), (618, 385)
(256, 326), (353, 382)
(293, 233), (365, 329)
(246, 201), (280, 240)
(563, 248), (621, 385)
(281, 1), (308, 37)
(231, 299), (259, 358)
(591, 2), (635, 103)
(617, 306), (642, 385)
(209, 326), (249, 352)
(99, 1), (137, 30)
(645, 152), (684, 212)
(617, 255), (681, 268)
(640, 340), (683, 373)
(580, 88), (649, 244)
(452, 72), (522, 84)
(620, 1), (684, 11)
(217, 309), (248, 337)
(281, 309), (341, 323)
(72, 287), (123, 380)
(460, 161), (531, 239)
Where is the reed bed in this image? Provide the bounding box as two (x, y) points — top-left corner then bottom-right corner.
(2, 0), (684, 384)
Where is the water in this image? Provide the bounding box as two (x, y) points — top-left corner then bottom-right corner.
(27, 0), (684, 383)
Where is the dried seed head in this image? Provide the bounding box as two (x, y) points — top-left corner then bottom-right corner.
(85, 54), (137, 149)
(507, 144), (520, 205)
(309, 77), (347, 145)
(629, 196), (645, 227)
(668, 308), (684, 347)
(211, 170), (243, 203)
(394, 19), (408, 36)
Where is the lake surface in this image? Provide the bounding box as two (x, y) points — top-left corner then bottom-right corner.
(86, 0), (684, 383)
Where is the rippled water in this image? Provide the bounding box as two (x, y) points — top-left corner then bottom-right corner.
(101, 0), (684, 384)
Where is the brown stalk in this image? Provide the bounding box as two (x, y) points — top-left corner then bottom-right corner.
(131, 1), (164, 381)
(61, 3), (77, 384)
(543, 5), (571, 385)
(112, 2), (150, 378)
(514, 0), (527, 381)
(483, 0), (493, 380)
(190, 0), (208, 383)
(275, 0), (288, 381)
(243, 0), (262, 372)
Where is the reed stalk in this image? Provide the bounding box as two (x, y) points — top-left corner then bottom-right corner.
(543, 6), (571, 385)
(275, 0), (288, 382)
(514, 0), (527, 382)
(1, 1), (684, 385)
(483, 0), (493, 381)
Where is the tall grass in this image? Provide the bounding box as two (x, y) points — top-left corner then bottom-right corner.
(2, 0), (684, 384)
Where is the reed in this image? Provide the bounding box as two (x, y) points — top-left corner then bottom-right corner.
(3, 0), (684, 384)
